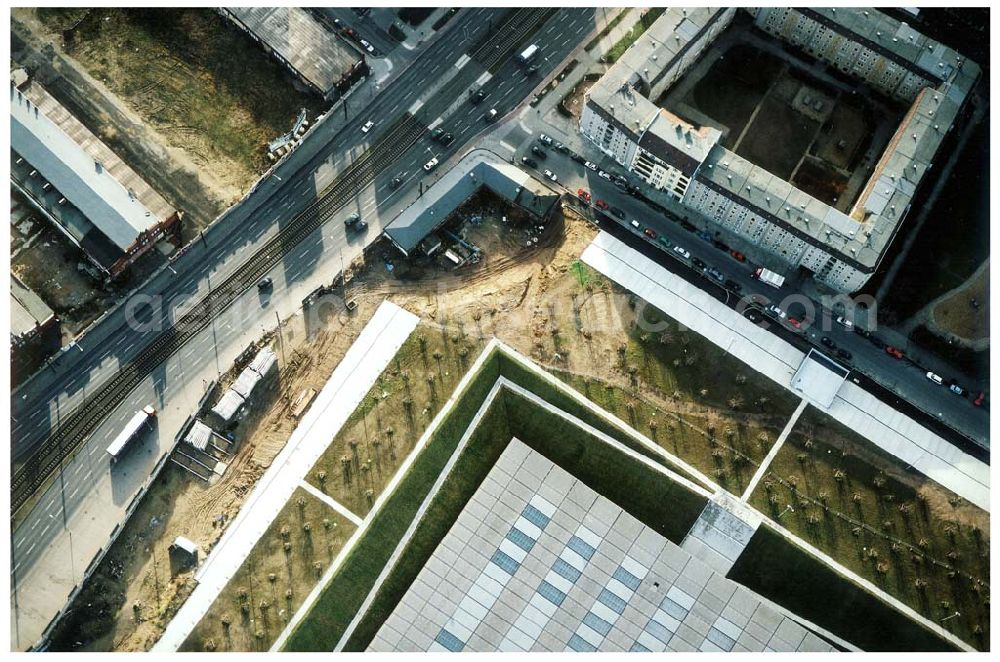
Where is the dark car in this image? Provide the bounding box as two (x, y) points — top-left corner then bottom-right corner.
(949, 383), (967, 396)
(854, 326), (873, 339)
(430, 127), (445, 141)
(820, 336), (836, 349)
(692, 257), (707, 270)
(712, 240), (730, 252)
(705, 267), (725, 284)
(440, 133), (455, 146)
(836, 348), (853, 361)
(744, 308), (763, 323)
(724, 279), (742, 292)
(469, 89), (486, 105)
(681, 221), (697, 232)
(697, 230), (714, 243)
(257, 277), (273, 291)
(521, 156), (539, 169)
(571, 153), (587, 164)
(554, 142), (570, 153)
(531, 145), (547, 159)
(344, 212), (362, 229)
(390, 176), (403, 189)
(608, 206), (625, 219)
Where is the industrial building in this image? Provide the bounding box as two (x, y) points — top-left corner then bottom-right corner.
(580, 7), (979, 293)
(384, 149), (562, 256)
(221, 7), (364, 100)
(370, 440), (838, 653)
(10, 274), (61, 377)
(9, 82), (180, 279)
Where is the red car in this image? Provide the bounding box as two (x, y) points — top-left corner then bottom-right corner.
(787, 318), (802, 329)
(644, 228), (657, 239)
(730, 250), (746, 262)
(577, 188), (591, 202)
(885, 345), (904, 359)
(974, 392), (986, 407)
(595, 199), (609, 210)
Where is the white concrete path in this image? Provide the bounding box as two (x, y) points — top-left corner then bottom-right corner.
(153, 300), (418, 651)
(742, 399), (808, 501)
(582, 232), (989, 511)
(299, 480), (363, 527)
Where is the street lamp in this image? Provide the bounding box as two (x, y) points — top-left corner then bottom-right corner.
(941, 611), (961, 623)
(49, 513), (75, 584)
(777, 504), (794, 520)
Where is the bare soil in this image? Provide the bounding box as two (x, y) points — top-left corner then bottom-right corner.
(930, 262), (989, 342)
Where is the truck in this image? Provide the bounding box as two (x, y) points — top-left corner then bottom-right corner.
(517, 44), (539, 65)
(751, 266), (786, 289)
(106, 405), (156, 462)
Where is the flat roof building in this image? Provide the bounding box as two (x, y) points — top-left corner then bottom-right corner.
(580, 7), (979, 293)
(384, 150), (562, 256)
(222, 7), (363, 100)
(10, 82), (179, 278)
(10, 274), (60, 356)
(370, 440), (839, 653)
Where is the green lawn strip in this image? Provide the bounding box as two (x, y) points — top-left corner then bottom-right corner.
(180, 488), (356, 652)
(604, 7), (667, 62)
(282, 351), (502, 651)
(585, 8), (629, 51)
(727, 524), (959, 652)
(747, 405), (989, 648)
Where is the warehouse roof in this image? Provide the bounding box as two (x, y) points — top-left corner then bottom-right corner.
(10, 275), (55, 341)
(384, 150), (560, 255)
(10, 84), (159, 252)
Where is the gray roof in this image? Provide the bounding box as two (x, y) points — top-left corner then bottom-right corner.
(384, 150), (561, 254)
(10, 84), (159, 252)
(10, 274), (55, 340)
(224, 7), (360, 95)
(370, 439), (838, 653)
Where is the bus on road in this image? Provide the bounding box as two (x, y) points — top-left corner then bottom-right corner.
(106, 405), (156, 462)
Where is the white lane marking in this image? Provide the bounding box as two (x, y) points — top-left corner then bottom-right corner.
(454, 54), (470, 68)
(408, 99), (424, 114)
(24, 542), (36, 557)
(298, 247), (311, 260)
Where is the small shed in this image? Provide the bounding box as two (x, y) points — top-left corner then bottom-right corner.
(211, 389), (245, 423)
(169, 536), (199, 568)
(184, 420), (214, 452)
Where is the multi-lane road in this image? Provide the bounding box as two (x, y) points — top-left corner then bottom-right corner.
(10, 6), (604, 649)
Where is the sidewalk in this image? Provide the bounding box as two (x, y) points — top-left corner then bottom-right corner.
(153, 301), (419, 651)
(581, 231), (989, 511)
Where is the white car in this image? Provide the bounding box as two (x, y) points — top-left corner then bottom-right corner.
(360, 39), (376, 54)
(423, 157), (439, 171)
(672, 245), (690, 260)
(584, 161), (598, 171)
(630, 220), (641, 230)
(361, 120), (375, 133)
(835, 315), (854, 330)
(538, 133), (554, 145)
(598, 170), (612, 180)
(767, 304), (787, 320)
(925, 371), (944, 385)
(543, 169), (557, 182)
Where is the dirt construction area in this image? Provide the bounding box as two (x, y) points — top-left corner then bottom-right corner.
(11, 8), (325, 239)
(930, 261), (990, 344)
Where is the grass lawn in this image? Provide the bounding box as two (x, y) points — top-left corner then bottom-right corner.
(180, 489), (355, 652)
(36, 8), (325, 187)
(747, 405), (989, 649)
(728, 525), (958, 652)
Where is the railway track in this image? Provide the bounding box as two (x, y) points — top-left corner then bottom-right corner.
(12, 6), (566, 516)
(11, 113), (425, 515)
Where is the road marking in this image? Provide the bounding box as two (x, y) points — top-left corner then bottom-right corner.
(39, 523), (50, 538)
(408, 99), (424, 114)
(24, 542), (36, 557)
(499, 141), (516, 153)
(74, 462), (86, 476)
(454, 54), (470, 69)
(15, 536), (24, 550)
(475, 72), (493, 86)
(68, 485), (81, 501)
(427, 116), (443, 130)
(298, 247), (311, 260)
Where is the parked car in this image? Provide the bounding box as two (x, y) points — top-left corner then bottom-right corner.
(766, 304), (786, 319)
(885, 345), (904, 359)
(949, 383), (967, 396)
(584, 161), (598, 171)
(598, 170), (612, 180)
(820, 336), (836, 349)
(692, 257), (707, 270)
(554, 142), (569, 153)
(609, 206), (625, 219)
(577, 188), (591, 202)
(744, 308), (763, 323)
(521, 156), (538, 168)
(697, 230), (713, 242)
(423, 157), (439, 171)
(787, 318), (802, 330)
(538, 133), (554, 146)
(835, 315), (854, 330)
(730, 250), (746, 262)
(543, 169), (557, 182)
(359, 39), (376, 54)
(571, 153), (587, 164)
(531, 145), (548, 159)
(681, 221), (697, 232)
(595, 199), (609, 210)
(973, 392), (986, 407)
(658, 236), (673, 249)
(644, 228), (657, 240)
(630, 220), (641, 230)
(712, 240), (730, 252)
(724, 279), (741, 292)
(361, 120), (375, 133)
(836, 348), (852, 361)
(925, 372), (944, 385)
(673, 245), (691, 260)
(854, 326), (872, 339)
(705, 267), (725, 284)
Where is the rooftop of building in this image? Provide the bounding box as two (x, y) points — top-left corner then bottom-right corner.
(11, 274), (55, 340)
(370, 439), (838, 653)
(384, 149), (561, 255)
(10, 84), (160, 253)
(223, 7), (361, 95)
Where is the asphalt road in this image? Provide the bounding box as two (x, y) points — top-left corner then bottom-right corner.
(513, 138), (990, 453)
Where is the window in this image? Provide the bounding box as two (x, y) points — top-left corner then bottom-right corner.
(435, 628), (465, 652)
(491, 549), (520, 575)
(630, 642), (651, 652)
(660, 596), (689, 620)
(521, 504), (550, 529)
(644, 618), (675, 644)
(597, 589), (627, 615)
(583, 612), (613, 636)
(706, 627), (737, 651)
(568, 634), (597, 652)
(538, 580), (566, 606)
(567, 536), (596, 560)
(507, 527), (536, 552)
(612, 566), (641, 591)
(552, 558), (582, 583)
